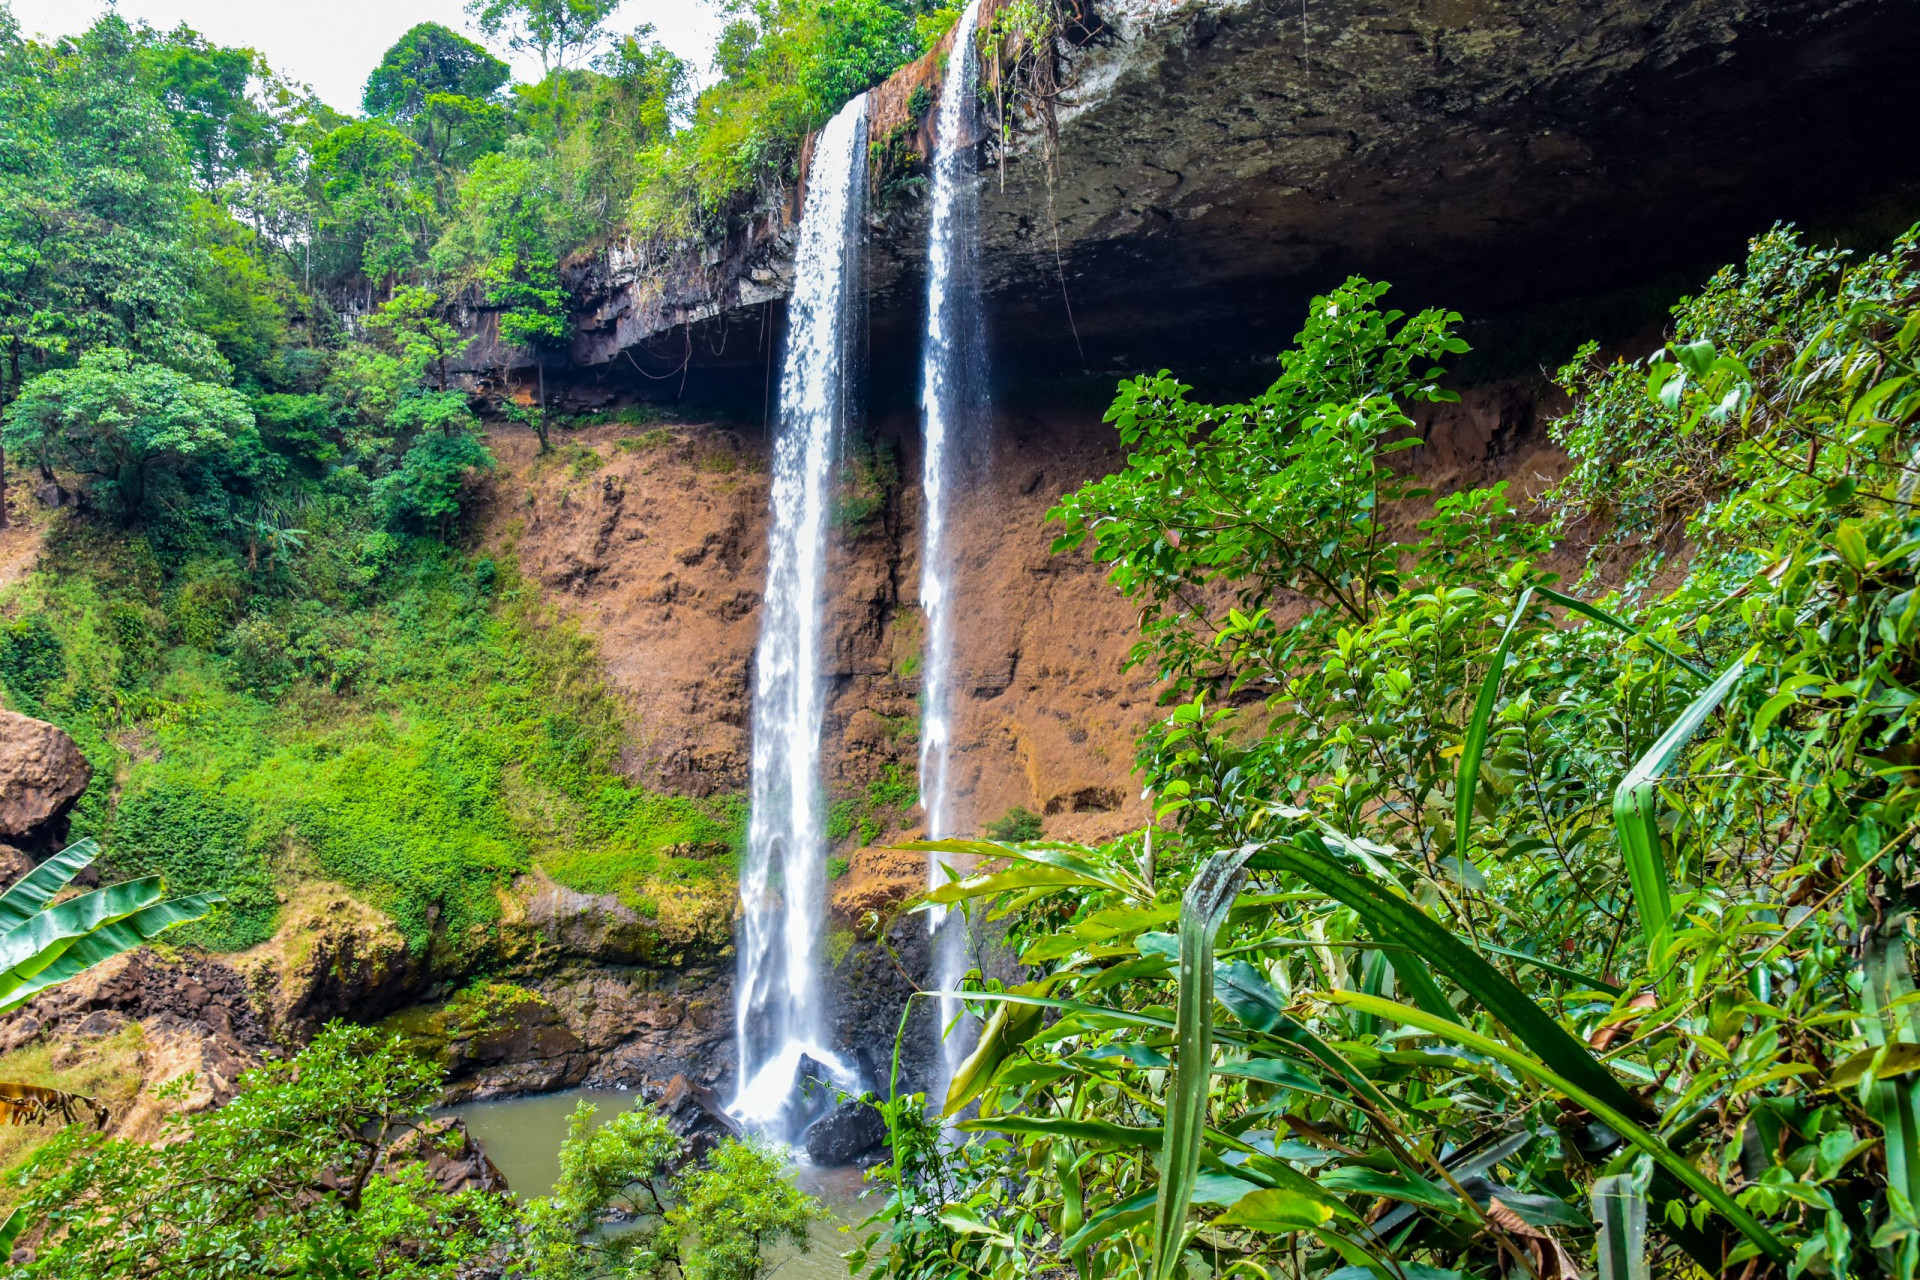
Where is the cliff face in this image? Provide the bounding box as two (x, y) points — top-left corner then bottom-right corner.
(493, 0), (1918, 407)
(482, 411), (1164, 844)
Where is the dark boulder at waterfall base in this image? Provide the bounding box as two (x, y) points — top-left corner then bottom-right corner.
(803, 1096), (888, 1166)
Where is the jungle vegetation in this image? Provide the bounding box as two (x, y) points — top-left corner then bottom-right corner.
(0, 0), (960, 959)
(855, 227), (1920, 1279)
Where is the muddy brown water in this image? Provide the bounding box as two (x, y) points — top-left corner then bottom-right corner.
(446, 1087), (877, 1279)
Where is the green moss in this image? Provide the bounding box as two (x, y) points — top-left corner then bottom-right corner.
(3, 524), (745, 960)
(615, 427), (677, 453)
(825, 926), (855, 968)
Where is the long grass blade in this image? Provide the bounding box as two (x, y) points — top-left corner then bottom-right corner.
(1151, 846), (1255, 1280)
(1454, 587), (1533, 870)
(1593, 1173), (1649, 1280)
(1612, 651), (1750, 965)
(1537, 587), (1709, 680)
(1332, 991), (1792, 1268)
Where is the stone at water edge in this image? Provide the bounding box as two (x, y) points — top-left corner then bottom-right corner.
(0, 709), (91, 848)
(802, 1097), (887, 1166)
(658, 1072), (742, 1164)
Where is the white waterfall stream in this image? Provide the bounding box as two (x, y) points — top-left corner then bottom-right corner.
(731, 92), (869, 1133)
(917, 0), (987, 1089)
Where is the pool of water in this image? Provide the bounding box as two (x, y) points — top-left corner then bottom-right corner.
(445, 1087), (878, 1280)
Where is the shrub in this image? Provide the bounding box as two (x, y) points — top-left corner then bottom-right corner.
(981, 806), (1041, 842)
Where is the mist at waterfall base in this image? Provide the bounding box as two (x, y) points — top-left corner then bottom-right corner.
(729, 91), (869, 1138)
(918, 0), (989, 1095)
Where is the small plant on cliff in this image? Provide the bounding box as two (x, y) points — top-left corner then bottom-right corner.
(980, 805), (1041, 842)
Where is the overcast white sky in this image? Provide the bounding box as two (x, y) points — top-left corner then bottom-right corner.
(6, 0), (730, 112)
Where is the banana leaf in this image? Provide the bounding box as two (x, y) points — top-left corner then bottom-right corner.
(0, 838), (99, 931)
(0, 893), (224, 1014)
(0, 876), (166, 984)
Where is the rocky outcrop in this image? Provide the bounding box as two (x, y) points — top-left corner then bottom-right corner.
(656, 1072), (743, 1164)
(0, 709), (91, 849)
(803, 1096), (888, 1166)
(386, 1117), (510, 1195)
(234, 885), (424, 1042)
(507, 0), (1919, 406)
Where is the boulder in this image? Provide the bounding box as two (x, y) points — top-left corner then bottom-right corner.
(657, 1072), (742, 1164)
(803, 1097), (888, 1166)
(386, 1116), (509, 1195)
(0, 710), (91, 847)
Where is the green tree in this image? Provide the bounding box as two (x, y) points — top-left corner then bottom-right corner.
(363, 23), (510, 201)
(363, 285), (469, 390)
(466, 0), (620, 79)
(521, 1099), (819, 1280)
(137, 24), (279, 193)
(1, 347), (257, 524)
(8, 1025), (518, 1279)
(309, 119), (436, 291)
(363, 21), (510, 119)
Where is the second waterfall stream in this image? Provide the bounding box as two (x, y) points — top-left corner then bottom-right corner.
(918, 0), (988, 1090)
(731, 91), (869, 1134)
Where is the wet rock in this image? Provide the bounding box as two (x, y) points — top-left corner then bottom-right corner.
(803, 1097), (888, 1166)
(438, 989), (592, 1104)
(387, 1116), (509, 1195)
(0, 710), (91, 847)
(657, 1072), (742, 1164)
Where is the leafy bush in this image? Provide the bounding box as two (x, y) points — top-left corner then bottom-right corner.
(107, 776), (278, 950)
(866, 229), (1920, 1280)
(981, 806), (1041, 842)
(0, 614), (64, 716)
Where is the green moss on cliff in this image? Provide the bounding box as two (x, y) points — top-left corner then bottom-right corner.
(0, 518), (742, 960)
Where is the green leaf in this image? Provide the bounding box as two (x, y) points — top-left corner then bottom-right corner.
(0, 893), (223, 1014)
(1331, 991), (1792, 1267)
(1454, 587), (1533, 869)
(0, 838), (97, 933)
(1213, 1187), (1336, 1232)
(1612, 650), (1751, 965)
(1152, 847), (1256, 1280)
(943, 987), (1043, 1116)
(1536, 588), (1709, 680)
(956, 1115), (1161, 1148)
(1593, 1173), (1650, 1280)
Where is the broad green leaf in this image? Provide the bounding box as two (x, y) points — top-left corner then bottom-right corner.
(1214, 1187), (1336, 1232)
(957, 1115), (1161, 1148)
(0, 838), (97, 933)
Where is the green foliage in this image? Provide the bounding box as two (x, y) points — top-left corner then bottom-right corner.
(0, 614), (64, 717)
(5, 530), (740, 958)
(629, 0), (949, 243)
(520, 1097), (820, 1280)
(364, 22), (509, 120)
(2, 347), (259, 525)
(827, 855), (851, 881)
(7, 1024), (519, 1280)
(870, 230), (1920, 1280)
(982, 806), (1042, 842)
(108, 776), (276, 950)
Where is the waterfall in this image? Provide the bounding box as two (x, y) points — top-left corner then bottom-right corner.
(731, 93), (869, 1133)
(917, 0), (988, 1088)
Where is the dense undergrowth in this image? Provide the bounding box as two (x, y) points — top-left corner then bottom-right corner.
(855, 224), (1920, 1280)
(2, 516), (741, 958)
